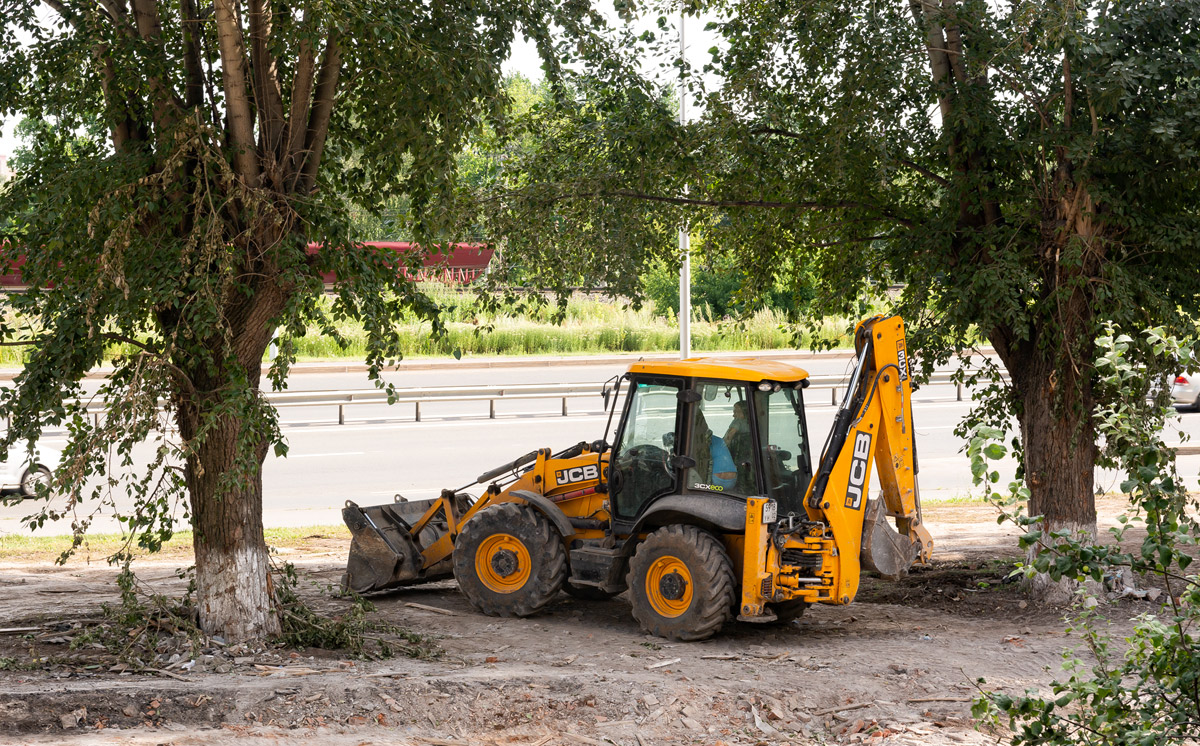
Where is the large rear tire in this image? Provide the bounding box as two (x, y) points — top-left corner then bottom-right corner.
(453, 502), (567, 617)
(627, 525), (735, 641)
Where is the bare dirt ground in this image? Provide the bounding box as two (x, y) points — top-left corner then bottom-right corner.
(0, 497), (1162, 746)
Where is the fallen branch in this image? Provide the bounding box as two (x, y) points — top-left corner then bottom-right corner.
(0, 627), (43, 634)
(814, 701), (875, 716)
(907, 696), (972, 704)
(645, 657), (681, 670)
(253, 664), (321, 676)
(405, 602), (458, 616)
(147, 667), (189, 681)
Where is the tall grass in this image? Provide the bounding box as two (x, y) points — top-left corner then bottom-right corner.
(288, 290), (857, 359)
(0, 288), (858, 369)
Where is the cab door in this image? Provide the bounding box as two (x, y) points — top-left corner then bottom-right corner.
(609, 377), (683, 522)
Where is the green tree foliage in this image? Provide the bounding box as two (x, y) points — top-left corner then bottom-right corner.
(641, 251), (815, 319)
(468, 1), (1200, 599)
(466, 73), (691, 295)
(969, 327), (1199, 745)
(0, 0), (612, 640)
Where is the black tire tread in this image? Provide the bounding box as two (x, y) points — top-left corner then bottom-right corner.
(627, 524), (735, 641)
(453, 502), (567, 617)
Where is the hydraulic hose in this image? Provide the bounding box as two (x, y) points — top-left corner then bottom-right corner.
(475, 450), (540, 485)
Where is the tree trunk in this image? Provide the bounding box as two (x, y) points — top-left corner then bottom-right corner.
(175, 350), (281, 641)
(999, 340), (1099, 603)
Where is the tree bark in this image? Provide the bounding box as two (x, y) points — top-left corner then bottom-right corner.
(1002, 341), (1098, 602)
(295, 32), (340, 194)
(990, 185), (1103, 605)
(213, 0), (261, 188)
(184, 411), (280, 640)
(173, 299), (284, 641)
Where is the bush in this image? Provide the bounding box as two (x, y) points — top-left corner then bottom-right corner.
(969, 325), (1200, 746)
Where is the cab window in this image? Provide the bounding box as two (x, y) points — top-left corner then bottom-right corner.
(686, 382), (758, 496)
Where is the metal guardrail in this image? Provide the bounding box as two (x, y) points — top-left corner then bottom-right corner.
(70, 371), (975, 425)
(269, 382), (608, 424)
(262, 372), (973, 424)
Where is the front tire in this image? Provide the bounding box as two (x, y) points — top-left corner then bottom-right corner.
(627, 525), (735, 641)
(19, 466), (51, 498)
(453, 503), (567, 617)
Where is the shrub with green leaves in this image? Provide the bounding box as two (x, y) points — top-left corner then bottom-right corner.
(969, 325), (1200, 745)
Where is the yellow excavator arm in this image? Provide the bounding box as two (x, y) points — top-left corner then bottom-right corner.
(806, 315), (933, 592)
(735, 315), (933, 619)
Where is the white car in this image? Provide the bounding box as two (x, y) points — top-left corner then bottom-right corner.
(1, 441), (60, 497)
(1172, 372), (1200, 410)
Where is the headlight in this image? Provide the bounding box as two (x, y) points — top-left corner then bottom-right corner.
(762, 500), (778, 524)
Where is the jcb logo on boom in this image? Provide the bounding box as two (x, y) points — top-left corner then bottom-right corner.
(844, 432), (872, 510)
(556, 464), (599, 486)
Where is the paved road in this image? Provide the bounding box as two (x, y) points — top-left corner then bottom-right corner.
(3, 354), (1199, 535)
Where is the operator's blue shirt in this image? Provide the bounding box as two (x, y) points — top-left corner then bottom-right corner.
(711, 436), (737, 490)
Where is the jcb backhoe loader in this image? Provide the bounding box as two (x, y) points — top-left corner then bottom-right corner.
(341, 315), (933, 640)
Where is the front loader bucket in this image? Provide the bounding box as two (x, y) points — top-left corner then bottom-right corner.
(860, 498), (918, 580)
(341, 497), (456, 594)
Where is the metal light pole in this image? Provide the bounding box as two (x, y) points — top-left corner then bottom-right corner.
(678, 11), (692, 360)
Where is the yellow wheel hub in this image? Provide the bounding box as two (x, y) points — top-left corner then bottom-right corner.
(645, 556), (693, 618)
(476, 533), (532, 593)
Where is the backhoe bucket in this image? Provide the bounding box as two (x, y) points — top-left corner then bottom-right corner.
(341, 497), (456, 594)
(860, 498), (917, 580)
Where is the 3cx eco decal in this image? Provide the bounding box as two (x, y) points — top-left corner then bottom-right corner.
(692, 483), (725, 492)
(896, 342), (909, 382)
(844, 431), (872, 510)
(555, 464), (599, 486)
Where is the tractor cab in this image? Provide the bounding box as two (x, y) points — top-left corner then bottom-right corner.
(606, 359), (814, 534)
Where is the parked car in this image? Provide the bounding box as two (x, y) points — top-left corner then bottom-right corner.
(1, 441), (60, 497)
(1171, 372), (1200, 410)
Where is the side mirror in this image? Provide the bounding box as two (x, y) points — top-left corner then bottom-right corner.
(600, 374), (620, 410)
